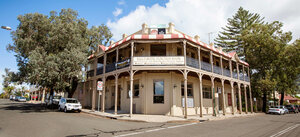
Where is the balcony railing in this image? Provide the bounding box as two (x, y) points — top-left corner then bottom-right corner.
(223, 68), (231, 77)
(96, 67), (103, 75)
(213, 65), (222, 75)
(201, 61), (212, 72)
(233, 72), (238, 79)
(105, 63), (116, 73)
(245, 75), (250, 82)
(186, 57), (199, 69)
(87, 70), (94, 78)
(239, 73), (244, 80)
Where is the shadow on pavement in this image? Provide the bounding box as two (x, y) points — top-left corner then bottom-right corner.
(0, 102), (57, 113)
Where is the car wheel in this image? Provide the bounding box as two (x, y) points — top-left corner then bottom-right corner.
(64, 107), (67, 113)
(58, 106), (61, 111)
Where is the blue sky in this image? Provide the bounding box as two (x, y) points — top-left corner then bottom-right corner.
(0, 0), (168, 93)
(1, 0), (299, 93)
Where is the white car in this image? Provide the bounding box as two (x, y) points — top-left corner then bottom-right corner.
(268, 106), (285, 115)
(18, 97), (27, 102)
(58, 98), (82, 113)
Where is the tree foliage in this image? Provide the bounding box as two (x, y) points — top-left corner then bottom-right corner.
(215, 7), (264, 59)
(8, 8), (112, 97)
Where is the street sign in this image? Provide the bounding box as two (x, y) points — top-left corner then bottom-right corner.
(97, 81), (103, 91)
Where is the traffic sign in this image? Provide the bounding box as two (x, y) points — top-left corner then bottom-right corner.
(97, 81), (103, 91)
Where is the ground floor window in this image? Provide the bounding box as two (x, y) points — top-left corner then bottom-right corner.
(181, 82), (193, 97)
(153, 80), (164, 103)
(203, 85), (212, 99)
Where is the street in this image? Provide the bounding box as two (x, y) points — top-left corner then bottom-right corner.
(0, 99), (299, 137)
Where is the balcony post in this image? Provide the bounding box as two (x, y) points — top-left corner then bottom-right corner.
(243, 65), (245, 81)
(93, 57), (97, 76)
(238, 83), (242, 114)
(230, 60), (233, 78)
(129, 42), (134, 117)
(221, 79), (226, 115)
(247, 67), (250, 82)
(92, 80), (96, 111)
(184, 69), (188, 119)
(244, 85), (248, 114)
(249, 85), (254, 113)
(198, 47), (201, 69)
(114, 74), (119, 114)
(198, 73), (203, 117)
(230, 81), (235, 115)
(210, 51), (213, 72)
(211, 76), (216, 116)
(183, 40), (187, 66)
(116, 47), (119, 69)
(237, 63), (239, 80)
(101, 53), (107, 112)
(220, 56), (223, 75)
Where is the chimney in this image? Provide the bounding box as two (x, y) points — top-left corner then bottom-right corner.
(168, 22), (175, 33)
(209, 43), (214, 47)
(142, 23), (148, 34)
(194, 35), (200, 41)
(110, 40), (114, 45)
(122, 33), (127, 39)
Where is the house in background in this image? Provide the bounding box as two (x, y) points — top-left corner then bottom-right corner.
(74, 23), (254, 118)
(279, 94), (300, 104)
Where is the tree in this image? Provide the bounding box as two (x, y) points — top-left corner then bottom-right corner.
(215, 7), (264, 59)
(242, 21), (293, 112)
(8, 8), (112, 98)
(276, 39), (300, 105)
(88, 25), (112, 54)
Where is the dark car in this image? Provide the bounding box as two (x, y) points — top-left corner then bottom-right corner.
(285, 105), (299, 113)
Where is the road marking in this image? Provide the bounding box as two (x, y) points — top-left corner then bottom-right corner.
(270, 124), (300, 137)
(115, 123), (198, 137)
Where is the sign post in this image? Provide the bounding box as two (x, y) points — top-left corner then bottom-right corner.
(97, 81), (103, 112)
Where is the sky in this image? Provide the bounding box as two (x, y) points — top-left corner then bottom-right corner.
(0, 0), (299, 93)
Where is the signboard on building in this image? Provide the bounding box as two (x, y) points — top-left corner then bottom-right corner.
(97, 81), (103, 91)
(182, 98), (194, 108)
(133, 56), (184, 66)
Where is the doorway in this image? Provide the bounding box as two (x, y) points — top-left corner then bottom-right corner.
(111, 85), (121, 110)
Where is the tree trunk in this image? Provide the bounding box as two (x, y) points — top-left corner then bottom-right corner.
(262, 92), (267, 113)
(280, 91), (284, 106)
(67, 78), (79, 98)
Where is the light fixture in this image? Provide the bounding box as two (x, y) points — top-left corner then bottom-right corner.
(140, 84), (144, 88)
(173, 84), (177, 88)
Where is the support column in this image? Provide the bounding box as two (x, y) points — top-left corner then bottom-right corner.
(237, 63), (240, 80)
(183, 40), (187, 66)
(243, 65), (245, 81)
(129, 42), (134, 117)
(101, 77), (106, 112)
(82, 82), (86, 107)
(244, 85), (248, 114)
(210, 51), (213, 72)
(238, 83), (242, 114)
(221, 79), (226, 115)
(230, 81), (235, 115)
(42, 88), (45, 103)
(249, 85), (254, 113)
(34, 91), (37, 101)
(38, 90), (41, 101)
(220, 56), (223, 75)
(211, 76), (216, 116)
(92, 80), (96, 111)
(198, 47), (201, 69)
(183, 70), (188, 119)
(198, 73), (203, 117)
(114, 74), (119, 114)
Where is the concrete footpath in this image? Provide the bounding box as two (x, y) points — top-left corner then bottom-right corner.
(81, 109), (263, 123)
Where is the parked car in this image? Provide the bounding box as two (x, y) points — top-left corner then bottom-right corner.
(285, 105), (299, 113)
(58, 98), (82, 113)
(9, 95), (15, 100)
(267, 106), (285, 115)
(295, 105), (300, 112)
(14, 96), (20, 101)
(279, 105), (289, 114)
(45, 95), (62, 107)
(18, 97), (27, 102)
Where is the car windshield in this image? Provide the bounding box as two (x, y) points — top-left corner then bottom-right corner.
(53, 96), (61, 99)
(66, 99), (78, 103)
(20, 97), (26, 99)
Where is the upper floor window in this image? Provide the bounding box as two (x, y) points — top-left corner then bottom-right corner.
(151, 44), (166, 56)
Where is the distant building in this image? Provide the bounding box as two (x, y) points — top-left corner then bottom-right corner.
(279, 94), (300, 104)
(75, 23), (253, 117)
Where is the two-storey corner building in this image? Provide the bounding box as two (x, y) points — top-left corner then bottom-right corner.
(80, 23), (253, 118)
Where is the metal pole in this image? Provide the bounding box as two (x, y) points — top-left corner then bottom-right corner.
(98, 91), (100, 112)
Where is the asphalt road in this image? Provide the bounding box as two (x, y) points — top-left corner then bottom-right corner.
(0, 99), (299, 137)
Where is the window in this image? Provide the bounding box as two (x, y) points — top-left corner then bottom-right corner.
(191, 52), (195, 59)
(127, 80), (139, 98)
(151, 44), (166, 56)
(181, 83), (193, 97)
(153, 80), (164, 103)
(177, 47), (182, 56)
(202, 57), (210, 63)
(158, 28), (166, 34)
(203, 85), (212, 99)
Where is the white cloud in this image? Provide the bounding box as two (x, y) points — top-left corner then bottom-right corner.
(107, 0), (300, 43)
(113, 8), (123, 17)
(118, 0), (125, 5)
